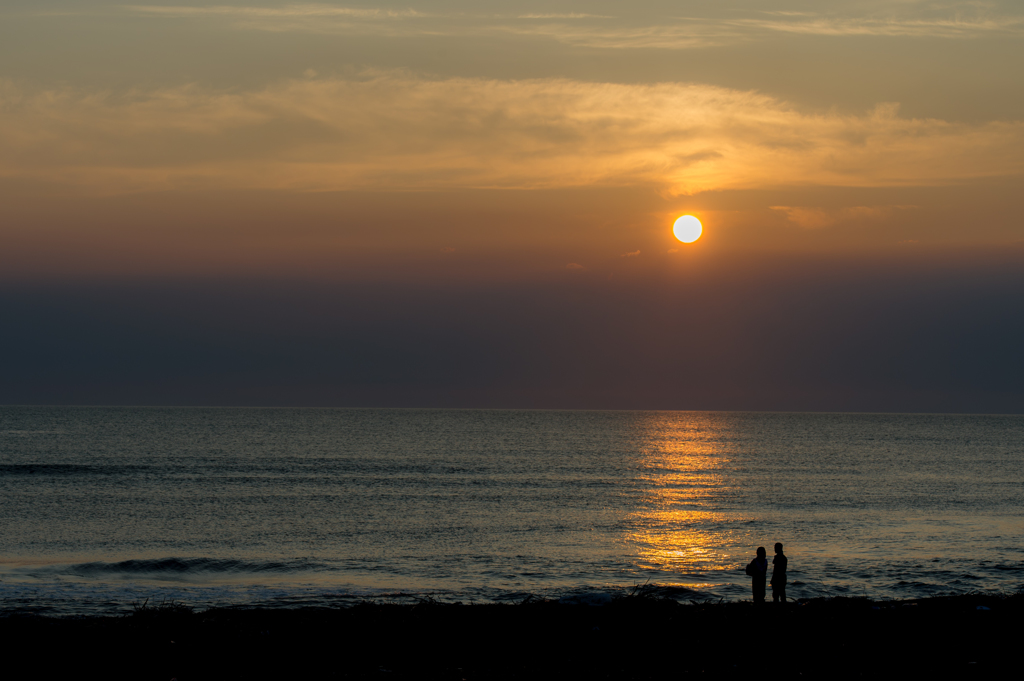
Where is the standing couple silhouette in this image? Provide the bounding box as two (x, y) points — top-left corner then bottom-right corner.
(745, 543), (787, 604)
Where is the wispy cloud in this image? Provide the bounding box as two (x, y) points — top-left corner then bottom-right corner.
(732, 15), (1024, 38)
(770, 205), (916, 229)
(498, 22), (739, 50)
(123, 4), (425, 19)
(119, 4), (728, 47)
(121, 3), (430, 36)
(517, 14), (613, 20)
(1, 75), (1021, 196)
(112, 4), (1024, 47)
(757, 11), (817, 18)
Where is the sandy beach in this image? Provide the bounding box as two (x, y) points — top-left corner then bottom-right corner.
(4, 593), (1017, 680)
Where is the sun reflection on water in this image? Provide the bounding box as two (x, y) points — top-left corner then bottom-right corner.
(626, 413), (738, 573)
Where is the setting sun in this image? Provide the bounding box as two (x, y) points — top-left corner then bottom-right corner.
(673, 215), (703, 243)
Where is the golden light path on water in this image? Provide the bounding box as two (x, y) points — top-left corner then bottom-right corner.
(625, 413), (742, 589)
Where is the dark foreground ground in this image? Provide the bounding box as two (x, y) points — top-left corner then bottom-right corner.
(3, 593), (1021, 680)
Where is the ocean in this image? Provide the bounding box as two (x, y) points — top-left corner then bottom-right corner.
(1, 407), (1022, 615)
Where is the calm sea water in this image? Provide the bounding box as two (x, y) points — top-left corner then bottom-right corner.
(1, 407), (1022, 615)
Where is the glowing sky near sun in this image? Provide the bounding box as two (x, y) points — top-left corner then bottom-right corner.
(2, 0), (1022, 274)
(1, 1), (1022, 410)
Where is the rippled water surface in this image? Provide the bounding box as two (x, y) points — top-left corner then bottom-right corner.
(1, 407), (1022, 614)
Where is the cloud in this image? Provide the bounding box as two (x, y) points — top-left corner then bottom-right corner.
(120, 3), (429, 37)
(770, 205), (914, 229)
(123, 5), (425, 19)
(517, 14), (613, 20)
(497, 22), (738, 50)
(119, 4), (731, 48)
(621, 250), (641, 258)
(565, 262), (584, 270)
(1, 75), (1022, 196)
(731, 15), (1024, 39)
(440, 247), (456, 253)
(113, 4), (1024, 47)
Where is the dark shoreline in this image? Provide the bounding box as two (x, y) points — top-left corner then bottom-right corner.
(5, 593), (1021, 679)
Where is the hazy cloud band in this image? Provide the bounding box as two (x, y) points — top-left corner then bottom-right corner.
(1, 75), (1022, 196)
(113, 4), (1024, 47)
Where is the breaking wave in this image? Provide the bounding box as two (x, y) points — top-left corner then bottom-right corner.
(17, 557), (330, 580)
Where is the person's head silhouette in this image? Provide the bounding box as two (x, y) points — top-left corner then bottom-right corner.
(756, 546), (766, 559)
(775, 543), (783, 554)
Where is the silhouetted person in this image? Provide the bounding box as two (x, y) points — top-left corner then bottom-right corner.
(771, 542), (788, 604)
(745, 546), (768, 604)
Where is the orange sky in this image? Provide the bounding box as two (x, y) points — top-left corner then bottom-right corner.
(1, 2), (1022, 409)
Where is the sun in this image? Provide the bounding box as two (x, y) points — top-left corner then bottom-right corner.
(673, 215), (702, 243)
